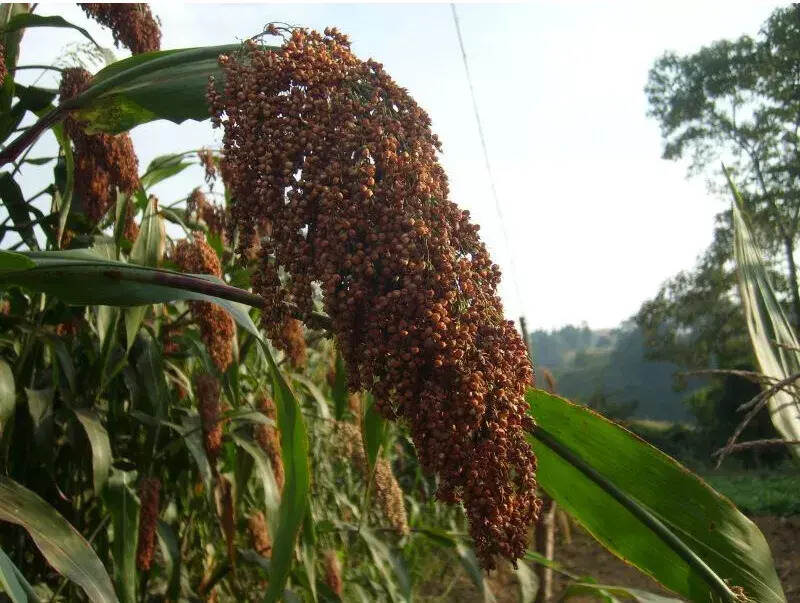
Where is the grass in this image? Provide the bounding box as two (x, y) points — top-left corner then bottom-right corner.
(702, 468), (800, 516)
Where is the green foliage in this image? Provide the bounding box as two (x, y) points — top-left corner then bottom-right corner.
(528, 388), (785, 603)
(704, 468), (800, 516)
(0, 9), (787, 603)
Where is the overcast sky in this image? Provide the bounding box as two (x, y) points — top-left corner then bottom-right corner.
(14, 2), (784, 330)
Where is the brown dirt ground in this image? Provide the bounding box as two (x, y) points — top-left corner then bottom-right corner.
(451, 514), (799, 602)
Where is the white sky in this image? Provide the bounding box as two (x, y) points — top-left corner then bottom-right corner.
(14, 2), (783, 330)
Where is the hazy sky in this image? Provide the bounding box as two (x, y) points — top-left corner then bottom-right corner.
(15, 2), (783, 330)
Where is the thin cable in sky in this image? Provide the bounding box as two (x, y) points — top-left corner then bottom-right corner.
(450, 3), (525, 311)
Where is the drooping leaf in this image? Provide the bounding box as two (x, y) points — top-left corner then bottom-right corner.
(729, 172), (800, 449)
(514, 561), (538, 603)
(0, 358), (15, 428)
(361, 391), (386, 473)
(130, 195), (165, 268)
(14, 84), (57, 114)
(103, 470), (138, 603)
(0, 476), (118, 603)
(258, 339), (310, 603)
(25, 388), (53, 451)
(72, 44), (244, 134)
(0, 251), (34, 271)
(0, 251), (259, 335)
(455, 541), (496, 603)
(156, 521), (180, 601)
(232, 433), (280, 515)
(562, 582), (682, 602)
(2, 14), (101, 48)
(73, 408), (112, 494)
(0, 173), (36, 249)
(139, 153), (193, 190)
(0, 546), (30, 603)
(527, 388), (785, 603)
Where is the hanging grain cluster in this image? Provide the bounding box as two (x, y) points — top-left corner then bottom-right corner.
(254, 395), (285, 491)
(0, 44), (7, 85)
(186, 187), (225, 238)
(173, 237), (235, 372)
(332, 415), (408, 536)
(79, 3), (161, 54)
(248, 511), (272, 557)
(136, 477), (161, 571)
(209, 27), (539, 568)
(59, 68), (139, 226)
(195, 373), (223, 466)
(279, 317), (307, 368)
(323, 550), (343, 596)
(198, 148), (217, 187)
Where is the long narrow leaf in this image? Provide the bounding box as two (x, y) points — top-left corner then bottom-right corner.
(0, 476), (118, 603)
(73, 408), (112, 494)
(728, 172), (800, 448)
(527, 388), (784, 603)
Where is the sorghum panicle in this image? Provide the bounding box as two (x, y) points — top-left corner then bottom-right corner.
(79, 3), (161, 54)
(198, 148), (217, 186)
(374, 457), (409, 536)
(186, 188), (225, 239)
(254, 396), (285, 491)
(248, 511), (272, 557)
(0, 44), (7, 85)
(173, 237), (235, 373)
(333, 418), (408, 534)
(279, 317), (307, 369)
(209, 28), (539, 568)
(323, 550), (343, 596)
(59, 68), (139, 225)
(136, 477), (160, 571)
(195, 373), (222, 466)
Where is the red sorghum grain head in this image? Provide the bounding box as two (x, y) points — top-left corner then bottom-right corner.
(254, 396), (285, 492)
(79, 3), (160, 54)
(198, 148), (217, 186)
(248, 511), (272, 557)
(195, 373), (222, 466)
(0, 44), (7, 86)
(279, 317), (307, 369)
(136, 477), (160, 571)
(173, 237), (235, 373)
(209, 28), (539, 569)
(323, 550), (343, 596)
(186, 188), (225, 239)
(59, 68), (139, 225)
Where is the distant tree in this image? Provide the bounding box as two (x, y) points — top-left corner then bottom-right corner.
(636, 214), (752, 370)
(646, 5), (800, 325)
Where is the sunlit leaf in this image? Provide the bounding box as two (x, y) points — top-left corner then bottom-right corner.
(2, 14), (101, 49)
(73, 44), (243, 134)
(729, 172), (800, 450)
(527, 388), (785, 603)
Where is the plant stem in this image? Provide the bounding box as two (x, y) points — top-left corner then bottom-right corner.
(12, 65), (65, 73)
(530, 425), (739, 602)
